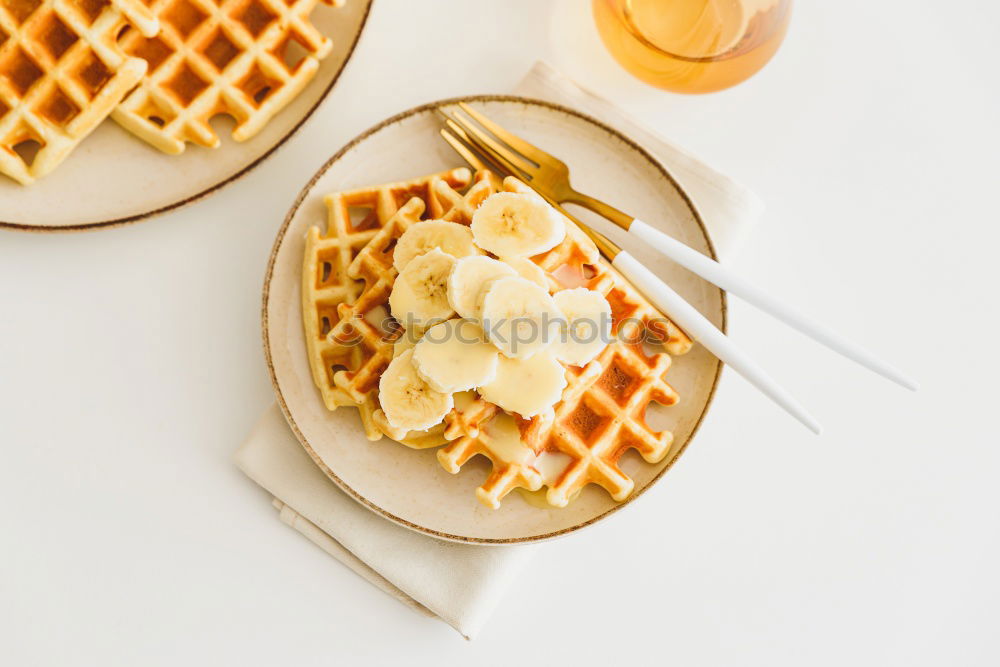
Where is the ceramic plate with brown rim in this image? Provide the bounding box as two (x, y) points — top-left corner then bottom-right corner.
(264, 95), (725, 544)
(0, 0), (372, 232)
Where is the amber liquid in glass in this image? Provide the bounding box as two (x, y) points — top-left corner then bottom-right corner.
(592, 0), (792, 93)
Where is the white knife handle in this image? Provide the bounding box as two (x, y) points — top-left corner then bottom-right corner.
(628, 219), (917, 391)
(613, 251), (822, 435)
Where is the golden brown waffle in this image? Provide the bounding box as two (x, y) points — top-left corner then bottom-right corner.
(436, 176), (686, 508)
(438, 330), (681, 508)
(327, 197), (422, 439)
(524, 341), (679, 507)
(301, 167), (502, 441)
(0, 0), (159, 184)
(303, 169), (690, 508)
(113, 0), (339, 154)
(438, 388), (545, 509)
(335, 170), (501, 440)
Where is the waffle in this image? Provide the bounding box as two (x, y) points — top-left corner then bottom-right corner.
(436, 176), (687, 508)
(0, 0), (159, 184)
(113, 0), (339, 154)
(439, 322), (681, 508)
(301, 167), (498, 441)
(302, 169), (690, 508)
(525, 341), (678, 506)
(438, 398), (546, 509)
(460, 342), (679, 508)
(327, 196), (422, 440)
(334, 170), (501, 440)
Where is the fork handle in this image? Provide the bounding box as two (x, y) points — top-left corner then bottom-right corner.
(628, 220), (917, 391)
(612, 251), (822, 435)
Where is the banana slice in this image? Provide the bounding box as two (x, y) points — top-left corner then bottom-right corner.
(378, 349), (454, 433)
(388, 248), (456, 328)
(447, 255), (516, 320)
(508, 257), (549, 289)
(479, 276), (562, 359)
(471, 192), (566, 259)
(478, 353), (567, 418)
(549, 288), (613, 366)
(412, 319), (499, 393)
(393, 220), (481, 272)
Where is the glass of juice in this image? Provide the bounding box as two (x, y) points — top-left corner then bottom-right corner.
(592, 0), (792, 93)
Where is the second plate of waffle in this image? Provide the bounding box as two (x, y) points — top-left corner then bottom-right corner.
(264, 95), (726, 543)
(0, 0), (372, 230)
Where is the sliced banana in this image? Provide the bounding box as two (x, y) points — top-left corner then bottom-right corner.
(388, 248), (456, 328)
(392, 220), (481, 272)
(479, 276), (562, 359)
(412, 319), (499, 393)
(478, 353), (567, 418)
(378, 349), (454, 433)
(549, 288), (613, 366)
(471, 192), (566, 259)
(446, 255), (516, 320)
(508, 257), (549, 289)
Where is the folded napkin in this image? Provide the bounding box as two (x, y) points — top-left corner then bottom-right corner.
(235, 61), (762, 640)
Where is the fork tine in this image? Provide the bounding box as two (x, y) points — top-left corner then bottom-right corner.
(438, 109), (538, 171)
(457, 102), (558, 167)
(443, 117), (534, 182)
(441, 125), (528, 186)
(440, 121), (501, 169)
(444, 109), (537, 177)
(439, 128), (488, 172)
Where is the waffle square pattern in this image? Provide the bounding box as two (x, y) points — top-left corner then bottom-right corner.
(113, 0), (337, 154)
(301, 167), (489, 443)
(0, 0), (158, 184)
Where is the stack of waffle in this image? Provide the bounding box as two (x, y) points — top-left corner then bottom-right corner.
(302, 168), (694, 509)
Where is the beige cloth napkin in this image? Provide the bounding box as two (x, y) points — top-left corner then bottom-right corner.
(234, 61), (762, 640)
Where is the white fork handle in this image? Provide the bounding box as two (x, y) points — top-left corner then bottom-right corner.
(629, 220), (917, 391)
(613, 251), (822, 435)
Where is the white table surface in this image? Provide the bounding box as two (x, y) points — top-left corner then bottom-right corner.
(2, 1), (998, 664)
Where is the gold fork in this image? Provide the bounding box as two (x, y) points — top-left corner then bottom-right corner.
(440, 116), (822, 435)
(440, 103), (916, 393)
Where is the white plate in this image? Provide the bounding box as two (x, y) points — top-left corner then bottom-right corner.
(264, 95), (726, 544)
(0, 0), (372, 232)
